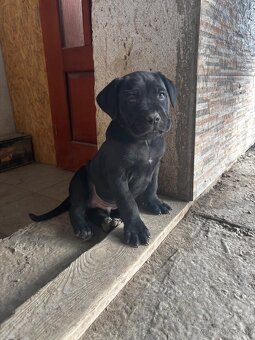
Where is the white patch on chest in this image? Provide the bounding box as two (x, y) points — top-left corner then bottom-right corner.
(88, 185), (117, 213)
(149, 158), (153, 164)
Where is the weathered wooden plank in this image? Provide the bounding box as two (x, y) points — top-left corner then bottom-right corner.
(0, 215), (103, 324)
(0, 199), (191, 340)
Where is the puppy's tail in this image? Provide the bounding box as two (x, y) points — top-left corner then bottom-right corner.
(29, 197), (70, 222)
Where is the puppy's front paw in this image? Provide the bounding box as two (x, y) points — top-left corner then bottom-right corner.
(124, 220), (150, 247)
(145, 200), (172, 215)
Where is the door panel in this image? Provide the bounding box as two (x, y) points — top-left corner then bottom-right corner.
(59, 0), (84, 48)
(39, 0), (97, 171)
(67, 72), (96, 143)
(62, 46), (94, 71)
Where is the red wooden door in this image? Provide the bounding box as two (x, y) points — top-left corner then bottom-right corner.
(39, 0), (97, 171)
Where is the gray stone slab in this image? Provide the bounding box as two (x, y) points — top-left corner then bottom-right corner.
(0, 163), (72, 192)
(0, 163), (73, 235)
(38, 179), (70, 202)
(0, 192), (62, 235)
(0, 183), (32, 207)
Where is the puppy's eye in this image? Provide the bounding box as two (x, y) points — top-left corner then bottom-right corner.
(158, 92), (166, 100)
(127, 95), (137, 104)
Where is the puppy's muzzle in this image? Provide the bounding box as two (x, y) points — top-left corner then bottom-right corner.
(146, 112), (161, 125)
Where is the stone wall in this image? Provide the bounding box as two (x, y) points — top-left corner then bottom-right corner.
(194, 0), (255, 198)
(92, 0), (200, 200)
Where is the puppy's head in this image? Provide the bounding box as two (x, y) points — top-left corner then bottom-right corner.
(96, 71), (177, 139)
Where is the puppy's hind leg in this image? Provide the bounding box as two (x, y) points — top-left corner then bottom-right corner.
(110, 209), (122, 228)
(69, 165), (93, 240)
(86, 208), (122, 233)
(70, 205), (93, 240)
(87, 208), (113, 233)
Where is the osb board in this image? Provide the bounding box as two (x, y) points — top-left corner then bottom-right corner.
(0, 199), (191, 340)
(0, 0), (56, 165)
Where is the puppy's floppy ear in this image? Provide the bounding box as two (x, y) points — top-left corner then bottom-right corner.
(96, 78), (121, 120)
(157, 72), (177, 107)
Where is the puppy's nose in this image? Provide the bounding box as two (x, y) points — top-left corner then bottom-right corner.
(147, 112), (161, 125)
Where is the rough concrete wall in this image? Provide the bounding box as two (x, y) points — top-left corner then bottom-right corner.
(194, 0), (255, 198)
(0, 45), (15, 137)
(0, 0), (56, 165)
(92, 0), (200, 200)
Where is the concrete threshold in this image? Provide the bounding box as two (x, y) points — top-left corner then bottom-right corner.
(0, 199), (191, 340)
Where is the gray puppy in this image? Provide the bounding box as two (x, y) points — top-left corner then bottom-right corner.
(30, 71), (177, 247)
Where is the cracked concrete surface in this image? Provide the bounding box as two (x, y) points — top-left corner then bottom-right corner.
(83, 145), (255, 340)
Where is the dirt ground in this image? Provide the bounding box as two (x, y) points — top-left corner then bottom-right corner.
(83, 145), (255, 340)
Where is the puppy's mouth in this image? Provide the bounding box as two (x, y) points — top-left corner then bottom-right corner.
(128, 118), (171, 138)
